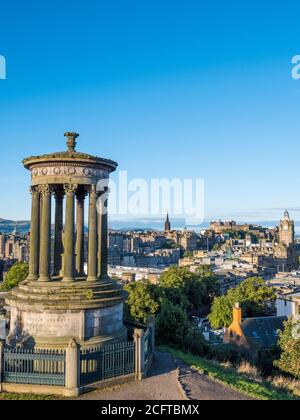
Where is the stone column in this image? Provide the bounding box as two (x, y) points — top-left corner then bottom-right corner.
(98, 190), (109, 279)
(134, 328), (145, 381)
(38, 185), (52, 282)
(87, 185), (98, 282)
(28, 186), (40, 281)
(65, 339), (80, 397)
(53, 187), (64, 276)
(62, 184), (77, 282)
(75, 189), (86, 277)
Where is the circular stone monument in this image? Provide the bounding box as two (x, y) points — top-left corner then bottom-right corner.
(5, 133), (127, 349)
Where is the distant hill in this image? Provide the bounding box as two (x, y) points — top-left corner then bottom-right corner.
(0, 219), (30, 234)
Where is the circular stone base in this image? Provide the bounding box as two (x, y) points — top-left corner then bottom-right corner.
(5, 278), (128, 348)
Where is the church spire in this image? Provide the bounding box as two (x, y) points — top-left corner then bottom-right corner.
(164, 212), (171, 232)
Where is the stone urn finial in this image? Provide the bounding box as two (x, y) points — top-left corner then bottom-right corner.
(64, 132), (79, 152)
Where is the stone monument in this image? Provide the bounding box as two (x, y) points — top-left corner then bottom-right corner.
(5, 132), (127, 349)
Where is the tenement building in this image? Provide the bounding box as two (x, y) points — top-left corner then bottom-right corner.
(0, 232), (29, 262)
(5, 133), (127, 349)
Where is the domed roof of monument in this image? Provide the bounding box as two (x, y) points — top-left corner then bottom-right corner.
(22, 132), (118, 172)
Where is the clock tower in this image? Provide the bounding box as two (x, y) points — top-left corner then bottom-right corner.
(279, 210), (295, 246)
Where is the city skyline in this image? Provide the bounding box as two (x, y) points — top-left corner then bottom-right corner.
(1, 1), (300, 222)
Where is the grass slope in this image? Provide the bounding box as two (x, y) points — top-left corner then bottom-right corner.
(160, 346), (298, 401)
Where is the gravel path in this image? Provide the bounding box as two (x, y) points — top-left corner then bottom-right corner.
(78, 351), (255, 401)
(78, 352), (185, 400)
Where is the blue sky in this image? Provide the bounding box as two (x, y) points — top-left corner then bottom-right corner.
(0, 1), (300, 225)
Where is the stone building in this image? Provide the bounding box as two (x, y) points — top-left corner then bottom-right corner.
(210, 220), (252, 235)
(180, 229), (198, 251)
(278, 210), (294, 246)
(273, 211), (300, 272)
(0, 232), (29, 262)
(224, 304), (286, 360)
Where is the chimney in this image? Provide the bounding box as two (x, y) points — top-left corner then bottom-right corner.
(233, 302), (242, 324)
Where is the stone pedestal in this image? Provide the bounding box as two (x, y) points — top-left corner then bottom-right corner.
(6, 279), (127, 349)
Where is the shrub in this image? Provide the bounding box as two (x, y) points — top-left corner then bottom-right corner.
(210, 344), (246, 364)
(271, 376), (300, 397)
(237, 361), (262, 380)
(274, 318), (300, 379)
(0, 262), (29, 291)
(156, 300), (190, 348)
(183, 327), (210, 356)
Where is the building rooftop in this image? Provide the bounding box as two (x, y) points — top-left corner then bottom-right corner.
(241, 316), (286, 350)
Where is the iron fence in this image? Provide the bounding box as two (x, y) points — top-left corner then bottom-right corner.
(80, 341), (135, 386)
(143, 328), (153, 365)
(3, 347), (66, 386)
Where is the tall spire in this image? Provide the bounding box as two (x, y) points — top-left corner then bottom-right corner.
(164, 212), (171, 232)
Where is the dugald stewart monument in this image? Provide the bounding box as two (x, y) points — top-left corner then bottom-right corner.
(5, 132), (127, 349)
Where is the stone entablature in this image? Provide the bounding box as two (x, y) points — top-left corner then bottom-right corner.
(30, 164), (110, 186)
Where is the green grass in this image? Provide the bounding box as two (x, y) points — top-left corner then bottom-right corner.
(160, 346), (299, 401)
(0, 393), (60, 400)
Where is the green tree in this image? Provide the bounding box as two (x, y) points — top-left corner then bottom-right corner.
(208, 277), (276, 329)
(209, 295), (234, 329)
(164, 240), (177, 249)
(183, 251), (193, 258)
(195, 265), (219, 303)
(274, 318), (300, 379)
(159, 266), (207, 309)
(124, 280), (160, 324)
(212, 243), (222, 251)
(223, 230), (246, 240)
(156, 299), (190, 347)
(0, 262), (29, 291)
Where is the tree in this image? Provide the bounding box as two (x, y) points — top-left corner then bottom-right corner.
(212, 243), (222, 252)
(209, 295), (234, 329)
(156, 299), (190, 347)
(274, 318), (300, 379)
(184, 251), (193, 258)
(223, 230), (246, 240)
(208, 277), (276, 329)
(195, 265), (219, 303)
(124, 280), (160, 324)
(159, 266), (207, 309)
(0, 262), (29, 291)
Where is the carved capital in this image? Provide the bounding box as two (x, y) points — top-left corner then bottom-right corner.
(63, 183), (78, 196)
(29, 186), (40, 198)
(38, 184), (52, 197)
